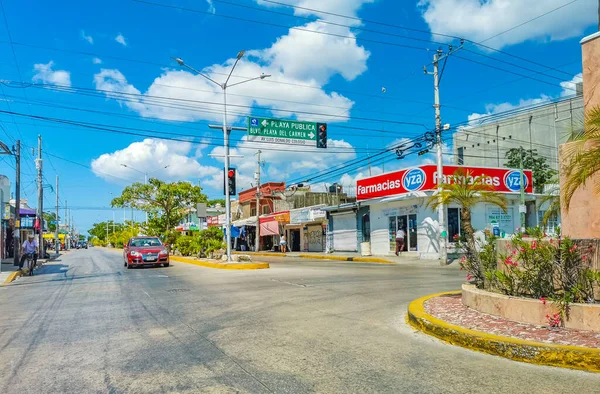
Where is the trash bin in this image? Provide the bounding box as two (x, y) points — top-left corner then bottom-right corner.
(360, 242), (371, 256)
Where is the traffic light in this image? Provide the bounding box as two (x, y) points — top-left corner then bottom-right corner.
(225, 168), (236, 195)
(418, 149), (430, 156)
(316, 123), (327, 148)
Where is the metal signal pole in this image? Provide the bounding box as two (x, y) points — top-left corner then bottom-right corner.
(255, 150), (261, 252)
(13, 140), (20, 266)
(36, 135), (44, 258)
(55, 176), (59, 252)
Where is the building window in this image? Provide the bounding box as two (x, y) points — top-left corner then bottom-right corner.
(457, 147), (464, 165)
(538, 210), (559, 235)
(447, 208), (461, 241)
(262, 205), (270, 215)
(361, 214), (371, 242)
(251, 208), (256, 217)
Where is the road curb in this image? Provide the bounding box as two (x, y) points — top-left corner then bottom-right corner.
(2, 270), (22, 285)
(233, 251), (394, 264)
(170, 256), (269, 270)
(407, 291), (600, 373)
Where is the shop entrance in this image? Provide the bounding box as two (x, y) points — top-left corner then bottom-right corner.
(290, 229), (301, 252)
(388, 214), (418, 252)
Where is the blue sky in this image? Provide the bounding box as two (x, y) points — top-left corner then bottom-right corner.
(0, 0), (595, 233)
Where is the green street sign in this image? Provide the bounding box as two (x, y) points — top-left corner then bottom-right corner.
(247, 117), (327, 148)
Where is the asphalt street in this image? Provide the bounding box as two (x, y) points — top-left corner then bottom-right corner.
(1, 248), (599, 394)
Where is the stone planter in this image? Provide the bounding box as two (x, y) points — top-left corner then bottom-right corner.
(462, 284), (600, 332)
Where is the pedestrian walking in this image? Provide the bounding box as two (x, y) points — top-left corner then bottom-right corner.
(395, 227), (406, 256)
(279, 234), (287, 253)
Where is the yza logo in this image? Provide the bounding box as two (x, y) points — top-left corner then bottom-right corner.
(402, 168), (426, 192)
(503, 170), (528, 192)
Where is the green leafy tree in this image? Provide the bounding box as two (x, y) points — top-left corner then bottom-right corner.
(427, 168), (508, 282)
(43, 212), (60, 232)
(563, 106), (600, 210)
(504, 148), (555, 192)
(88, 221), (128, 242)
(111, 178), (207, 236)
(207, 199), (226, 207)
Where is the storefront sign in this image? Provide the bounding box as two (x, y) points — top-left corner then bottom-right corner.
(290, 206), (327, 224)
(356, 165), (533, 201)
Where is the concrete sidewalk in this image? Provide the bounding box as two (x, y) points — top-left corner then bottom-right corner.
(234, 250), (456, 267)
(1, 253), (60, 285)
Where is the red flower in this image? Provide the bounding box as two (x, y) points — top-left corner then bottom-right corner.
(511, 249), (518, 256)
(504, 256), (518, 267)
(531, 240), (537, 250)
(466, 274), (473, 281)
(569, 245), (577, 253)
(453, 234), (460, 241)
(540, 297), (547, 305)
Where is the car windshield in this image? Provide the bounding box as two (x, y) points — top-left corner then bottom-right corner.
(130, 238), (162, 247)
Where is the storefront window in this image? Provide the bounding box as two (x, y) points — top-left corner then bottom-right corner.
(361, 214), (370, 242)
(447, 208), (461, 241)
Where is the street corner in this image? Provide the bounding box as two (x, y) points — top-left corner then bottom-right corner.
(170, 256), (270, 270)
(407, 291), (600, 373)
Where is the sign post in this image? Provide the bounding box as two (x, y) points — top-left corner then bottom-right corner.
(248, 117), (326, 148)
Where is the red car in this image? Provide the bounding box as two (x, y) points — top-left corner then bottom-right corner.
(123, 236), (170, 269)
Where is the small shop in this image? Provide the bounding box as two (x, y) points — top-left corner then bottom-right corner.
(258, 211), (289, 251)
(285, 205), (327, 252)
(232, 216), (257, 251)
(352, 164), (537, 259)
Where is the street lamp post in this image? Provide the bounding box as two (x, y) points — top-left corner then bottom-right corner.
(120, 164), (169, 225)
(173, 52), (270, 261)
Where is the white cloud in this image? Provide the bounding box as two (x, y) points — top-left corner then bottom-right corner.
(90, 138), (220, 184)
(418, 0), (596, 49)
(93, 20), (367, 123)
(467, 95), (551, 125)
(205, 0), (215, 13)
(251, 22), (369, 84)
(32, 61), (72, 87)
(115, 33), (127, 46)
(92, 57), (102, 65)
(257, 0), (374, 26)
(80, 30), (93, 44)
(560, 72), (582, 97)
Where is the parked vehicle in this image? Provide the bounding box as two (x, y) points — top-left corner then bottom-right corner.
(123, 236), (169, 269)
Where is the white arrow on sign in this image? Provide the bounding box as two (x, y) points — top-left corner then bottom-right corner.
(308, 132), (315, 139)
(261, 119), (268, 127)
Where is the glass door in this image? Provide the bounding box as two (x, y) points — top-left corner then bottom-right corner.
(408, 214), (418, 251)
(389, 216), (397, 252)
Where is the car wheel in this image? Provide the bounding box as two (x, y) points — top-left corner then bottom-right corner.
(124, 260), (127, 267)
(163, 262), (169, 267)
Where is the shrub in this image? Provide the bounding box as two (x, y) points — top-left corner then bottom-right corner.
(175, 235), (198, 256)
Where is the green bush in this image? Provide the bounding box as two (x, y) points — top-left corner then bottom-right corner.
(175, 236), (198, 256)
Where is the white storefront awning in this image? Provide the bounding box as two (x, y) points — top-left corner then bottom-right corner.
(233, 216), (257, 227)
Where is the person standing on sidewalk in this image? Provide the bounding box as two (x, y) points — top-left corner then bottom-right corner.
(279, 234), (287, 253)
(395, 227), (406, 256)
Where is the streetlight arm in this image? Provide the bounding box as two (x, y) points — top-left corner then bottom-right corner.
(224, 57), (241, 87)
(146, 165), (170, 176)
(121, 164), (144, 175)
(227, 74), (271, 88)
(171, 57), (221, 87)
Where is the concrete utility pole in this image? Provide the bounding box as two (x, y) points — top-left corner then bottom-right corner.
(55, 176), (59, 252)
(36, 135), (44, 258)
(13, 140), (20, 266)
(519, 147), (526, 232)
(424, 42), (463, 266)
(255, 150), (261, 252)
(433, 50), (447, 266)
(64, 200), (68, 250)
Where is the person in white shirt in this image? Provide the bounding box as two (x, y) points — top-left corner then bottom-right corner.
(395, 227), (406, 256)
(279, 234), (287, 253)
(19, 234), (39, 269)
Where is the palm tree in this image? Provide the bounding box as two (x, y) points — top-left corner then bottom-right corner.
(562, 106), (600, 210)
(427, 169), (508, 281)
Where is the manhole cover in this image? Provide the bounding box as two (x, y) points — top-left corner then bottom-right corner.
(167, 288), (190, 293)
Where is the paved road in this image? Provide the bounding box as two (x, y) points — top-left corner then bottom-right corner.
(1, 249), (599, 393)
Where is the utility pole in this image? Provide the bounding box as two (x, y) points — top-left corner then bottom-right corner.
(424, 43), (463, 266)
(55, 176), (59, 252)
(255, 150), (261, 252)
(433, 50), (447, 266)
(106, 220), (109, 243)
(519, 147), (526, 232)
(36, 135), (44, 258)
(13, 140), (20, 266)
(64, 200), (68, 250)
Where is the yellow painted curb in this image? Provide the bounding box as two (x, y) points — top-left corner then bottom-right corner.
(2, 270), (21, 285)
(407, 291), (600, 373)
(170, 256), (269, 270)
(233, 251), (394, 264)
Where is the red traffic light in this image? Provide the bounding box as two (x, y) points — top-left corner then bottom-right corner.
(228, 169), (235, 178)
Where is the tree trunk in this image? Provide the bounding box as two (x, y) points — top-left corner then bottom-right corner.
(461, 207), (483, 282)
